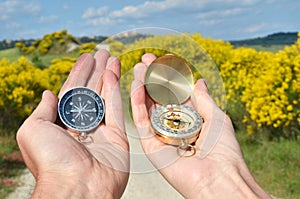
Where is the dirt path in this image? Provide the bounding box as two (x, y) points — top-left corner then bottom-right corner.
(6, 169), (35, 199)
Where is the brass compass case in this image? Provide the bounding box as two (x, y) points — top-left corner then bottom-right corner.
(145, 54), (194, 105)
(145, 55), (203, 148)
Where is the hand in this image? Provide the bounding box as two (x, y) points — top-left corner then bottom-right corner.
(130, 54), (271, 198)
(17, 50), (129, 198)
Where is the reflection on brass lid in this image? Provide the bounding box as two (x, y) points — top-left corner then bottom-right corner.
(145, 55), (194, 104)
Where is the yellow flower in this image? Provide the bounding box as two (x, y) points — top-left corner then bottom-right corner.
(287, 105), (293, 111)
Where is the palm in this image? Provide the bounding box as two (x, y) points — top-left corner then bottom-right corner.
(131, 54), (245, 197)
(30, 125), (128, 174)
(17, 50), (129, 198)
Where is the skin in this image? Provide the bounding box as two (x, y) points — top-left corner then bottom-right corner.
(17, 50), (129, 199)
(130, 53), (272, 199)
(17, 50), (271, 198)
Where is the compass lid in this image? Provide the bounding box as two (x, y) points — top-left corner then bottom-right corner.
(145, 55), (194, 105)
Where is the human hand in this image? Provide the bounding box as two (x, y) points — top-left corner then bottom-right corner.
(131, 54), (271, 198)
(17, 50), (129, 198)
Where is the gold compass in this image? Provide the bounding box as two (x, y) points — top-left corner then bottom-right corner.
(145, 55), (203, 157)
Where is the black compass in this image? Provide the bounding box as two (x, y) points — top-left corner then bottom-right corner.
(58, 87), (105, 132)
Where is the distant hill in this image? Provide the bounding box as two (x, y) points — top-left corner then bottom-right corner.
(0, 39), (35, 51)
(0, 32), (298, 51)
(230, 32), (298, 47)
(0, 32), (148, 51)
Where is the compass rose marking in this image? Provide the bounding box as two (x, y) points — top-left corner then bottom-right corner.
(58, 87), (105, 132)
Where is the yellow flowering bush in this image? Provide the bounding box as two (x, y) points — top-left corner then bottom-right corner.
(79, 43), (96, 55)
(43, 56), (76, 94)
(0, 55), (75, 130)
(117, 34), (231, 110)
(15, 30), (78, 55)
(111, 33), (299, 139)
(0, 57), (47, 128)
(219, 34), (300, 139)
(1, 31), (299, 139)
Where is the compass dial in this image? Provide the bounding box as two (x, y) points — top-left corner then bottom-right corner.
(151, 104), (202, 145)
(58, 87), (105, 132)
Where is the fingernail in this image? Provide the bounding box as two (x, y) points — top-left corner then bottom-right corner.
(107, 56), (117, 67)
(141, 53), (157, 65)
(42, 90), (48, 99)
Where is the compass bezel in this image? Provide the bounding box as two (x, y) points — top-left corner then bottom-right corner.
(151, 104), (202, 145)
(58, 87), (105, 132)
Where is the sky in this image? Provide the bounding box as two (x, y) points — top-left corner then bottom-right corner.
(0, 0), (299, 41)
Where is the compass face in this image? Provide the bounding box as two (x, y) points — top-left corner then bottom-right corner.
(58, 87), (105, 132)
(151, 104), (202, 142)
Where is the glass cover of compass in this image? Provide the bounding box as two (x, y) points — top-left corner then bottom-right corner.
(58, 87), (105, 132)
(151, 104), (203, 145)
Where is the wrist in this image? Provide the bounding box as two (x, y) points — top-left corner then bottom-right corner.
(32, 179), (90, 199)
(191, 161), (271, 199)
(32, 174), (114, 199)
(183, 160), (271, 199)
(31, 164), (118, 199)
(237, 162), (272, 199)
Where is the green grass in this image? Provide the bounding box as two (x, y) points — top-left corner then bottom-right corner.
(28, 51), (79, 69)
(0, 48), (22, 61)
(0, 47), (79, 68)
(252, 44), (286, 52)
(238, 44), (286, 52)
(238, 133), (300, 199)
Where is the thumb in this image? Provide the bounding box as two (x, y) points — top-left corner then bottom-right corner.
(192, 79), (229, 158)
(191, 79), (217, 121)
(31, 90), (58, 122)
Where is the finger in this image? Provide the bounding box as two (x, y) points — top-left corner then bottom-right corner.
(131, 53), (162, 153)
(133, 53), (156, 82)
(87, 49), (110, 92)
(30, 90), (58, 122)
(102, 70), (125, 131)
(131, 80), (149, 126)
(134, 63), (147, 82)
(59, 53), (95, 97)
(142, 53), (157, 66)
(192, 79), (228, 158)
(16, 90), (59, 173)
(133, 62), (157, 111)
(131, 80), (162, 152)
(106, 56), (121, 79)
(191, 79), (216, 121)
